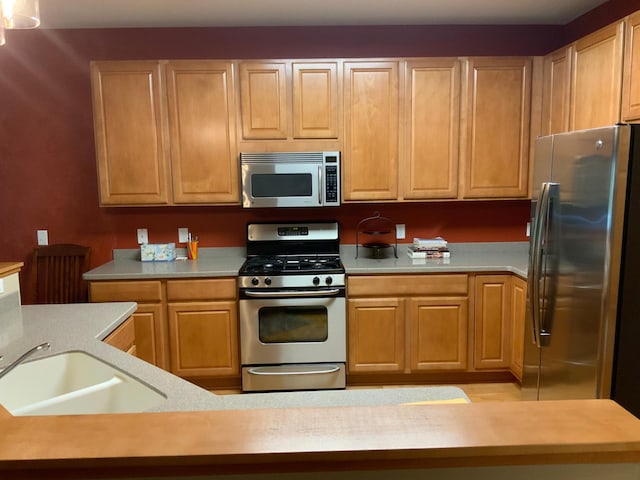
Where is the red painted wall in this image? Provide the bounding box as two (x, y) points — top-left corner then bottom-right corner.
(0, 1), (632, 303)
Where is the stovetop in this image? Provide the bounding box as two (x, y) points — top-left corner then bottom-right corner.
(240, 255), (344, 276)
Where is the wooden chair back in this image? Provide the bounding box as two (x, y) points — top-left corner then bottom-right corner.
(33, 244), (91, 304)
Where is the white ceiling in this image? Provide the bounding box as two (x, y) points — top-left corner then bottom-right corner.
(38, 0), (610, 29)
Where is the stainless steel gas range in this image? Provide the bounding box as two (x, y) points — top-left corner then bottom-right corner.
(238, 222), (346, 392)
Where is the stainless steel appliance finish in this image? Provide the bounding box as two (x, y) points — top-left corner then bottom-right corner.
(522, 124), (640, 417)
(239, 222), (346, 392)
(240, 151), (340, 208)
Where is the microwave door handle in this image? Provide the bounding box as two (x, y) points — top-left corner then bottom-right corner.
(318, 165), (323, 204)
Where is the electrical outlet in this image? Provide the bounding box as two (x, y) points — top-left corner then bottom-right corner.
(37, 230), (48, 246)
(178, 227), (189, 243)
(137, 228), (148, 244)
(526, 222), (531, 237)
(396, 224), (406, 240)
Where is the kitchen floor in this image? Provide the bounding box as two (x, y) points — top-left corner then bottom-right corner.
(211, 382), (522, 402)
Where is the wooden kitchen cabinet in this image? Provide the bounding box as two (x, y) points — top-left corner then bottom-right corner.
(347, 274), (469, 377)
(166, 279), (239, 380)
(165, 61), (239, 204)
(570, 21), (624, 131)
(622, 11), (640, 121)
(238, 61), (339, 140)
(343, 61), (400, 201)
(541, 46), (573, 136)
(473, 275), (511, 370)
(510, 276), (527, 380)
(103, 316), (137, 356)
(461, 57), (531, 199)
(402, 58), (461, 200)
(91, 61), (171, 206)
(89, 280), (169, 370)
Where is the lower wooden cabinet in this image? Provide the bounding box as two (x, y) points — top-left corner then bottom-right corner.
(89, 280), (169, 370)
(103, 315), (137, 356)
(510, 276), (528, 380)
(166, 279), (239, 380)
(473, 275), (511, 370)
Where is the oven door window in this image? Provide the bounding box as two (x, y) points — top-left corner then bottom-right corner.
(258, 305), (328, 343)
(251, 173), (313, 198)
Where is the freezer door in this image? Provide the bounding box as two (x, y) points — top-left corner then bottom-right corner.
(535, 126), (617, 400)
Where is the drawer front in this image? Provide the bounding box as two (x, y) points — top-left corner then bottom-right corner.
(89, 281), (163, 302)
(347, 274), (468, 297)
(166, 278), (237, 301)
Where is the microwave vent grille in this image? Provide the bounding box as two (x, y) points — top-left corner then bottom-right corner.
(240, 152), (326, 164)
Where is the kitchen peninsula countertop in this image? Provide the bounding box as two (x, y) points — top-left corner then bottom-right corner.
(83, 242), (529, 280)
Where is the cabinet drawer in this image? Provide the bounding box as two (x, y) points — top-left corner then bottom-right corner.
(89, 281), (163, 302)
(347, 274), (468, 297)
(103, 316), (135, 353)
(166, 278), (237, 301)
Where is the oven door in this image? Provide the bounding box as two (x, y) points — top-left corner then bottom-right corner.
(241, 162), (322, 208)
(239, 292), (346, 365)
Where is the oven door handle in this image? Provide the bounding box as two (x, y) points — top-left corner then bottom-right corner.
(247, 366), (341, 376)
(243, 289), (342, 298)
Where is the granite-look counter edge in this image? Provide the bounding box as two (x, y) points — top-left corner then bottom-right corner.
(83, 242), (529, 280)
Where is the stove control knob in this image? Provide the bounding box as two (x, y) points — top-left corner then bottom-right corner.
(251, 277), (259, 286)
(313, 276), (320, 286)
(325, 276), (333, 285)
(264, 277), (272, 286)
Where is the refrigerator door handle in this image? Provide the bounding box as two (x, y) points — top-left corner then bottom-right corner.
(538, 183), (559, 347)
(528, 182), (551, 348)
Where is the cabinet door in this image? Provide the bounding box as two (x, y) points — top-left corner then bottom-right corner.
(408, 297), (468, 371)
(165, 61), (239, 204)
(510, 276), (527, 380)
(292, 62), (339, 139)
(461, 57), (531, 198)
(167, 301), (239, 378)
(403, 59), (460, 199)
(133, 303), (169, 370)
(570, 21), (624, 130)
(343, 61), (399, 201)
(541, 46), (573, 136)
(91, 61), (170, 205)
(347, 298), (405, 373)
(474, 275), (511, 370)
(239, 62), (288, 139)
(622, 12), (640, 121)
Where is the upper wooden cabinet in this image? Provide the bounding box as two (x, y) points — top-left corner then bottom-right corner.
(622, 12), (640, 121)
(91, 60), (239, 206)
(461, 57), (531, 199)
(238, 61), (339, 140)
(91, 61), (171, 206)
(541, 46), (573, 136)
(343, 61), (400, 201)
(165, 61), (239, 204)
(402, 58), (461, 200)
(570, 21), (624, 131)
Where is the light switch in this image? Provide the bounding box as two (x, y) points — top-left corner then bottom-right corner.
(137, 228), (148, 244)
(396, 224), (406, 240)
(178, 227), (189, 243)
(37, 230), (48, 246)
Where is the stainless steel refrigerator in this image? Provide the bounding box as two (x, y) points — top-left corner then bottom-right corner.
(522, 124), (640, 417)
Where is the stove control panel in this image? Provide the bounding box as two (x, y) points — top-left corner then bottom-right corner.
(240, 274), (345, 289)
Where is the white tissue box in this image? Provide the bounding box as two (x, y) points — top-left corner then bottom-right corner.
(140, 243), (176, 262)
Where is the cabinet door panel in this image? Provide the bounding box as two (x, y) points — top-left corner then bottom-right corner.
(571, 22), (624, 130)
(292, 62), (339, 139)
(240, 62), (288, 139)
(541, 47), (573, 136)
(166, 61), (239, 204)
(403, 59), (460, 199)
(510, 276), (527, 380)
(343, 61), (399, 200)
(91, 61), (170, 205)
(132, 303), (169, 370)
(168, 302), (239, 377)
(462, 57), (530, 198)
(623, 12), (640, 121)
(474, 275), (510, 369)
(408, 297), (468, 371)
(348, 298), (404, 373)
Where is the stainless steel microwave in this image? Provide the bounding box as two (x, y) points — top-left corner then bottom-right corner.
(240, 151), (340, 208)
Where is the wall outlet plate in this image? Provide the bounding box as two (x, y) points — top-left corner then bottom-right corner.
(396, 224), (406, 240)
(178, 227), (189, 243)
(137, 228), (148, 244)
(37, 230), (49, 246)
(526, 222), (531, 237)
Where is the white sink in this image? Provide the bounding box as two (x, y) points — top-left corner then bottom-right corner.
(0, 351), (166, 415)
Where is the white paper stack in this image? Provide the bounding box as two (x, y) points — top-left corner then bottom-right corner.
(408, 237), (450, 259)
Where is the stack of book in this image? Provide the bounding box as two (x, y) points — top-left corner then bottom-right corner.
(407, 237), (450, 259)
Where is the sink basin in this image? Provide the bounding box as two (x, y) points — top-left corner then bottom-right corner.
(0, 351), (166, 416)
